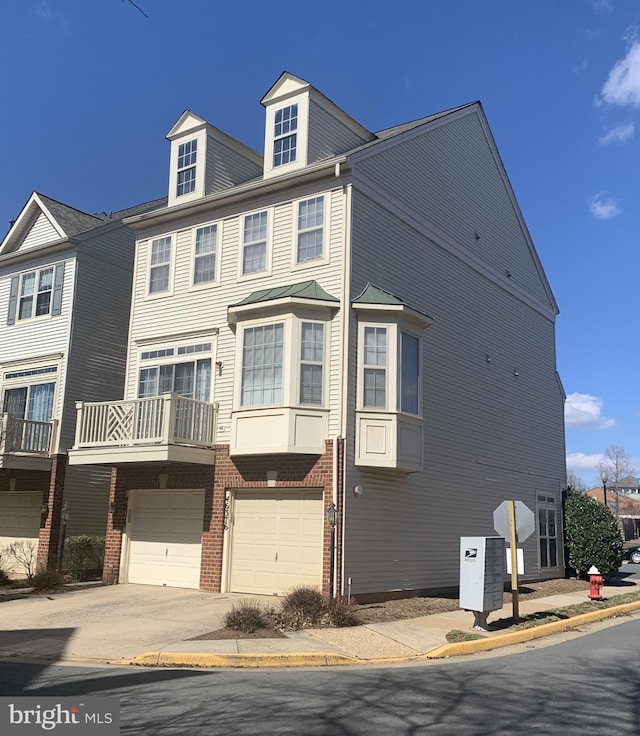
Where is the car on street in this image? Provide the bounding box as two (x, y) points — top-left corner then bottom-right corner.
(623, 545), (640, 564)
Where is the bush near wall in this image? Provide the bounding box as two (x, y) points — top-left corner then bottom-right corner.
(63, 536), (105, 581)
(563, 487), (623, 579)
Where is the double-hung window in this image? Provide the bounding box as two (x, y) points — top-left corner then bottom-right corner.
(538, 495), (558, 569)
(300, 322), (324, 405)
(297, 196), (324, 263)
(177, 139), (197, 196)
(18, 268), (53, 320)
(193, 224), (217, 285)
(241, 323), (284, 406)
(242, 211), (268, 275)
(273, 104), (298, 167)
(363, 327), (387, 409)
(149, 237), (172, 294)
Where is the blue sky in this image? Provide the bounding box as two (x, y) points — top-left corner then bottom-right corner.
(1, 0), (638, 487)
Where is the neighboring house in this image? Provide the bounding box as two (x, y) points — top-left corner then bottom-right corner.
(587, 487), (640, 540)
(69, 72), (566, 599)
(611, 476), (640, 495)
(0, 192), (164, 571)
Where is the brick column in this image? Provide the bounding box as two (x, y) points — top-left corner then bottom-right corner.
(103, 466), (128, 585)
(37, 453), (67, 572)
(200, 446), (230, 592)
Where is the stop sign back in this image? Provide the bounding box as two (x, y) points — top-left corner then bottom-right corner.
(493, 500), (535, 542)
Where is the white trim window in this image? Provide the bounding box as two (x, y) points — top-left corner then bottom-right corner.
(363, 326), (387, 409)
(273, 104), (298, 167)
(138, 358), (211, 402)
(242, 211), (268, 275)
(193, 224), (218, 285)
(18, 267), (54, 320)
(148, 236), (172, 294)
(538, 494), (558, 569)
(297, 196), (324, 263)
(177, 139), (197, 197)
(299, 322), (324, 405)
(241, 323), (284, 406)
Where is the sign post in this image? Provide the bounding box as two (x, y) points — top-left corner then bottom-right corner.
(507, 500), (519, 621)
(493, 500), (535, 623)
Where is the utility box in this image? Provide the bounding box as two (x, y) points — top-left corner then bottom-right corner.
(459, 536), (505, 614)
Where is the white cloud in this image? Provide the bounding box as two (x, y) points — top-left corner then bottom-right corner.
(601, 41), (640, 107)
(566, 452), (606, 474)
(565, 393), (616, 429)
(599, 120), (634, 144)
(592, 0), (613, 11)
(588, 193), (621, 219)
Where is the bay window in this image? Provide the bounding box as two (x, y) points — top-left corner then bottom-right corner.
(241, 323), (284, 406)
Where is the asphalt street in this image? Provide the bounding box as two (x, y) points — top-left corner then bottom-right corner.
(1, 616), (638, 735)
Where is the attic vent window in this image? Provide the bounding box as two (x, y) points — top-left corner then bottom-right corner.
(273, 104), (298, 167)
(177, 139), (197, 196)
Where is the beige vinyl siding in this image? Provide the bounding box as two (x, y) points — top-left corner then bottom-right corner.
(343, 190), (565, 595)
(62, 464), (110, 537)
(307, 99), (371, 163)
(205, 135), (262, 195)
(353, 109), (553, 309)
(0, 252), (75, 451)
(126, 182), (346, 440)
(18, 212), (61, 251)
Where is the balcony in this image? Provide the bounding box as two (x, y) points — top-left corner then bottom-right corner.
(0, 413), (57, 471)
(69, 393), (218, 466)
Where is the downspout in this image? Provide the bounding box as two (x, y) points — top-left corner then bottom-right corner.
(337, 162), (353, 597)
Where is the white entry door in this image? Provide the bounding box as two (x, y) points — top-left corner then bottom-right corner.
(229, 489), (323, 595)
(126, 490), (204, 589)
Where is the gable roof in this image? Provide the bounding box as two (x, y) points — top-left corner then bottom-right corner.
(0, 192), (167, 257)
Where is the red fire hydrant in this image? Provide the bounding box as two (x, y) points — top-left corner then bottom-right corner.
(588, 565), (604, 601)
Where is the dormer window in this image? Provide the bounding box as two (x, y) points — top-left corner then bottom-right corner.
(273, 104), (298, 167)
(177, 139), (197, 196)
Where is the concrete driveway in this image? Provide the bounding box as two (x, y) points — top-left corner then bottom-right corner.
(0, 583), (270, 662)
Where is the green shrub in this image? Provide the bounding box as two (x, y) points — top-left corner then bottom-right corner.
(63, 535), (105, 581)
(224, 600), (272, 633)
(564, 487), (623, 578)
(327, 596), (359, 628)
(31, 567), (65, 592)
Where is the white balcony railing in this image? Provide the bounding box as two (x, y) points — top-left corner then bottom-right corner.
(73, 393), (218, 450)
(0, 413), (56, 456)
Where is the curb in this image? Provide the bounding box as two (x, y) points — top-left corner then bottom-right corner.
(129, 651), (360, 668)
(424, 600), (640, 659)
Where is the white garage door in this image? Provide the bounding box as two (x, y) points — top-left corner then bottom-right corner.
(230, 489), (323, 595)
(0, 493), (41, 570)
(127, 490), (204, 589)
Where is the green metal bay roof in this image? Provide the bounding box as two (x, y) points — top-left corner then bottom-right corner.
(232, 280), (339, 307)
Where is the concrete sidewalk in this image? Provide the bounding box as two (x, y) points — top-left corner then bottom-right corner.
(132, 588), (640, 668)
(0, 580), (638, 668)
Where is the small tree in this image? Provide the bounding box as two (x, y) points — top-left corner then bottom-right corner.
(564, 487), (623, 578)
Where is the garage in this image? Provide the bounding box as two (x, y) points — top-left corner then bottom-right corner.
(0, 492), (42, 570)
(126, 489), (204, 589)
(229, 489), (323, 595)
